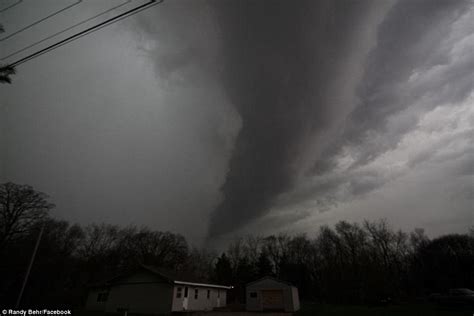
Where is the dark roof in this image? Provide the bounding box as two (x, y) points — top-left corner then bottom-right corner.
(246, 276), (295, 288)
(95, 264), (232, 289)
(141, 265), (202, 284)
(140, 265), (231, 289)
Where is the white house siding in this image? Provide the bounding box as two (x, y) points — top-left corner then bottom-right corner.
(291, 286), (300, 311)
(171, 285), (184, 311)
(219, 290), (227, 308)
(171, 285), (227, 312)
(246, 278), (299, 312)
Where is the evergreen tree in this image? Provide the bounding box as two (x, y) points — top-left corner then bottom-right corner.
(214, 253), (232, 285)
(256, 251), (273, 277)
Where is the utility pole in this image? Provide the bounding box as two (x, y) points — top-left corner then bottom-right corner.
(15, 223), (45, 308)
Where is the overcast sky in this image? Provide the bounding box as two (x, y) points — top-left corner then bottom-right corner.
(1, 0), (473, 246)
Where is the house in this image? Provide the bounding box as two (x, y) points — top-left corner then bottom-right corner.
(85, 265), (231, 314)
(246, 276), (300, 312)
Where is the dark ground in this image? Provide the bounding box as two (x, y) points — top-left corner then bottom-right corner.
(295, 302), (474, 316)
(75, 302), (473, 316)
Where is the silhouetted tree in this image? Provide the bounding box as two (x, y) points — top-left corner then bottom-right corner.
(182, 247), (216, 282)
(409, 228), (429, 252)
(256, 251), (273, 277)
(1, 192), (471, 309)
(123, 228), (188, 268)
(0, 182), (54, 250)
(415, 234), (474, 292)
(0, 219), (84, 307)
(214, 253), (232, 285)
(363, 219), (410, 300)
(263, 234), (291, 277)
(232, 256), (255, 303)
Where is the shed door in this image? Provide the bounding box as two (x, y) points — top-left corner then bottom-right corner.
(262, 290), (284, 310)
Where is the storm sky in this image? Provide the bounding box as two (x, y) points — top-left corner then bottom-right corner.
(1, 0), (473, 245)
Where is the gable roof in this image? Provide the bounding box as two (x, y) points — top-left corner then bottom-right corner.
(141, 265), (232, 289)
(106, 264), (232, 290)
(246, 276), (295, 288)
(140, 265), (192, 283)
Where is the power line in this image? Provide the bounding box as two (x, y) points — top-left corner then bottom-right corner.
(0, 0), (82, 41)
(1, 0), (132, 60)
(0, 0), (22, 14)
(7, 0), (162, 67)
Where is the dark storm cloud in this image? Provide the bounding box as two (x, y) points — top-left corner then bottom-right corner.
(288, 0), (474, 207)
(335, 0), (473, 167)
(209, 0), (474, 237)
(2, 0), (472, 245)
(208, 0), (372, 237)
(135, 1), (220, 84)
(1, 1), (242, 245)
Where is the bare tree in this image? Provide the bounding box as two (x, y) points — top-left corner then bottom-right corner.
(227, 237), (245, 271)
(263, 233), (291, 277)
(77, 223), (120, 260)
(184, 247), (217, 281)
(242, 235), (263, 265)
(117, 227), (189, 268)
(364, 219), (396, 269)
(0, 182), (54, 248)
(409, 228), (429, 252)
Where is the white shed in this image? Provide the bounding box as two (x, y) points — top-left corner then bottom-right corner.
(85, 265), (231, 314)
(246, 276), (300, 312)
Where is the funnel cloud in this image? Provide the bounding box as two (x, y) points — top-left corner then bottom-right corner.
(208, 0), (380, 237)
(1, 0), (473, 244)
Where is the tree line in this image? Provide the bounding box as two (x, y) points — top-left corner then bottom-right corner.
(1, 182), (473, 308)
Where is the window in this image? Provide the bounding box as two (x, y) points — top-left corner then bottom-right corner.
(194, 288), (199, 299)
(184, 287), (188, 298)
(250, 292), (258, 298)
(207, 289), (210, 299)
(176, 287), (182, 298)
(97, 292), (109, 302)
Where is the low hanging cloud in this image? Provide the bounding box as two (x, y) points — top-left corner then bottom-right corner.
(133, 0), (473, 240)
(258, 0), (474, 235)
(2, 0), (471, 246)
(208, 0), (474, 238)
(337, 0), (473, 167)
(207, 0), (382, 238)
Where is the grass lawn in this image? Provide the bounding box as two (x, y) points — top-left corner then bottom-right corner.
(295, 302), (474, 316)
